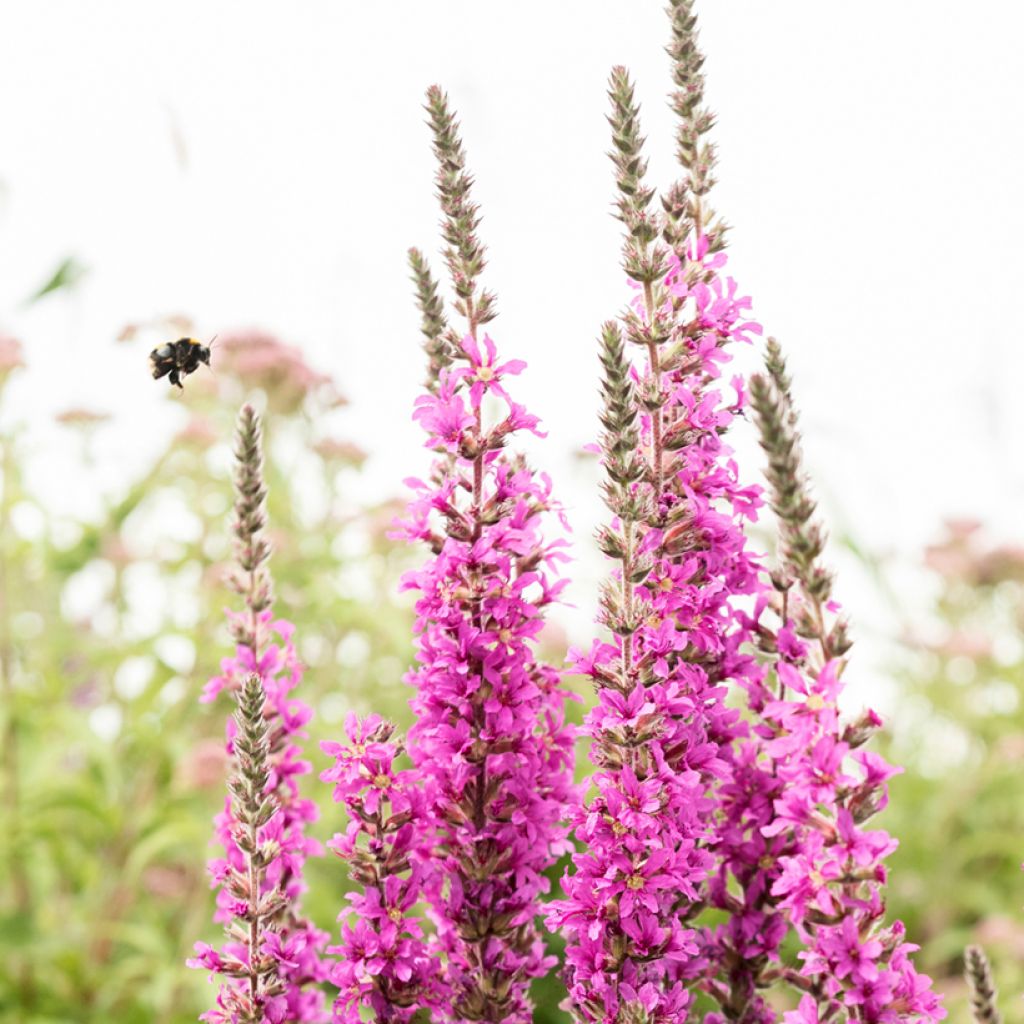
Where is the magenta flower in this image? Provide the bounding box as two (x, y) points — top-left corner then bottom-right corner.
(452, 332), (526, 406)
(412, 375), (474, 452)
(783, 995), (823, 1024)
(771, 831), (841, 920)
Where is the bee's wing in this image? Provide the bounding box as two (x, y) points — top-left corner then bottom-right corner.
(150, 348), (173, 380)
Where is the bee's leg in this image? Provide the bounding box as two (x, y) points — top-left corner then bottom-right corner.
(169, 369), (182, 388)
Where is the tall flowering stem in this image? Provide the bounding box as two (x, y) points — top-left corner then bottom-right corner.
(395, 86), (576, 1024)
(714, 339), (944, 1024)
(321, 714), (442, 1023)
(702, 333), (843, 1024)
(550, 27), (763, 1023)
(190, 404), (328, 1024)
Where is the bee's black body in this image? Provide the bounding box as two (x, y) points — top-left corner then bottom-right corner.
(149, 337), (211, 388)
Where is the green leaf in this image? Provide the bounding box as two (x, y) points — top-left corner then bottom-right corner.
(23, 256), (89, 305)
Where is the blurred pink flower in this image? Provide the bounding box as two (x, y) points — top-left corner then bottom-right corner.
(179, 738), (230, 790)
(213, 330), (346, 413)
(55, 407), (110, 427)
(174, 414), (219, 448)
(0, 334), (25, 375)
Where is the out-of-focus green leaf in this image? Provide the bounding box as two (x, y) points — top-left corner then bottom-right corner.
(872, 521), (1024, 1024)
(22, 255), (90, 305)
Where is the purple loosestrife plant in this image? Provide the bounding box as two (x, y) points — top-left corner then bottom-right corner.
(723, 339), (944, 1024)
(189, 405), (329, 1024)
(320, 714), (443, 1023)
(549, 7), (764, 1021)
(392, 86), (577, 1024)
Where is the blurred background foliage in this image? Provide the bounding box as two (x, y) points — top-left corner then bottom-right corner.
(0, 304), (1022, 1023)
(0, 315), (421, 1023)
(879, 520), (1024, 1024)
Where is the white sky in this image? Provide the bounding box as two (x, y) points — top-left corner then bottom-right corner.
(1, 1), (1022, 694)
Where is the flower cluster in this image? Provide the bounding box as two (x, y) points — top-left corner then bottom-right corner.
(707, 344), (944, 1024)
(399, 341), (576, 1023)
(549, 49), (763, 1021)
(388, 86), (576, 1024)
(184, 7), (951, 1024)
(717, 631), (935, 1023)
(189, 405), (328, 1023)
(320, 714), (443, 1023)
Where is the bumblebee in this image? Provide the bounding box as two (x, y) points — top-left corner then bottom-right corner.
(149, 336), (213, 388)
